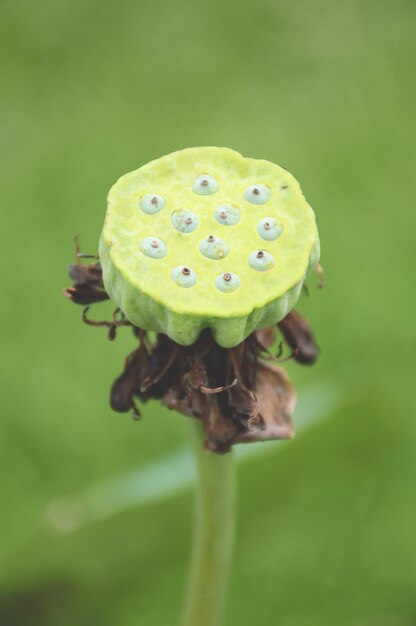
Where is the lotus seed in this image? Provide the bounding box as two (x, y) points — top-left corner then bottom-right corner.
(139, 194), (166, 214)
(249, 249), (275, 271)
(214, 204), (241, 226)
(171, 209), (200, 233)
(171, 265), (197, 288)
(215, 272), (240, 293)
(244, 184), (271, 205)
(199, 235), (229, 260)
(256, 217), (283, 241)
(139, 237), (167, 259)
(192, 174), (219, 195)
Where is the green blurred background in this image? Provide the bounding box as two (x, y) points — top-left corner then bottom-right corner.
(1, 0), (415, 624)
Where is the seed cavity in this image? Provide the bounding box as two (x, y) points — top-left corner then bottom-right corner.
(171, 265), (197, 288)
(171, 209), (200, 233)
(256, 217), (283, 241)
(214, 204), (241, 226)
(249, 250), (275, 271)
(139, 237), (167, 259)
(199, 235), (229, 260)
(139, 194), (166, 214)
(215, 272), (240, 293)
(244, 184), (271, 205)
(192, 174), (219, 195)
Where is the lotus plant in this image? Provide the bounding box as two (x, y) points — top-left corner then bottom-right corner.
(64, 146), (321, 626)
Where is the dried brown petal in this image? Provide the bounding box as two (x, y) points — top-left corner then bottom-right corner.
(232, 362), (295, 444)
(155, 333), (296, 453)
(278, 310), (320, 365)
(67, 262), (104, 288)
(65, 258), (109, 305)
(63, 285), (109, 305)
(110, 345), (150, 417)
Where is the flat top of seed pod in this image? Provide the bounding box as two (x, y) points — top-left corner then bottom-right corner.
(102, 147), (319, 317)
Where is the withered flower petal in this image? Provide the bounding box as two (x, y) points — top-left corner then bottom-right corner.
(278, 309), (320, 365)
(67, 262), (104, 287)
(63, 285), (109, 305)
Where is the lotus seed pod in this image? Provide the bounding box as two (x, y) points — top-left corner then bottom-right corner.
(99, 146), (320, 348)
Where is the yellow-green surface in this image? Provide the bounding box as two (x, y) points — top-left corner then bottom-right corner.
(1, 0), (415, 625)
(101, 146), (319, 345)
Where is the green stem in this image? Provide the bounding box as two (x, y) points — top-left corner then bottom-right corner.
(182, 419), (236, 626)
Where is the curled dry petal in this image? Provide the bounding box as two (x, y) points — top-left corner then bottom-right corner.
(278, 310), (320, 365)
(159, 359), (295, 453)
(64, 262), (109, 305)
(232, 362), (295, 445)
(155, 332), (296, 453)
(110, 345), (150, 418)
(63, 285), (109, 305)
(68, 263), (104, 287)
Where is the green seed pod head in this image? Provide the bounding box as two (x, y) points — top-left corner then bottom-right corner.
(99, 147), (320, 348)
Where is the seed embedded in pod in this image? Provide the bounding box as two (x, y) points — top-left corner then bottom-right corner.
(192, 174), (219, 195)
(244, 184), (271, 205)
(215, 272), (240, 293)
(214, 204), (241, 226)
(139, 237), (167, 259)
(171, 265), (197, 288)
(249, 250), (275, 271)
(171, 209), (200, 233)
(256, 217), (283, 241)
(139, 194), (166, 214)
(199, 235), (229, 260)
